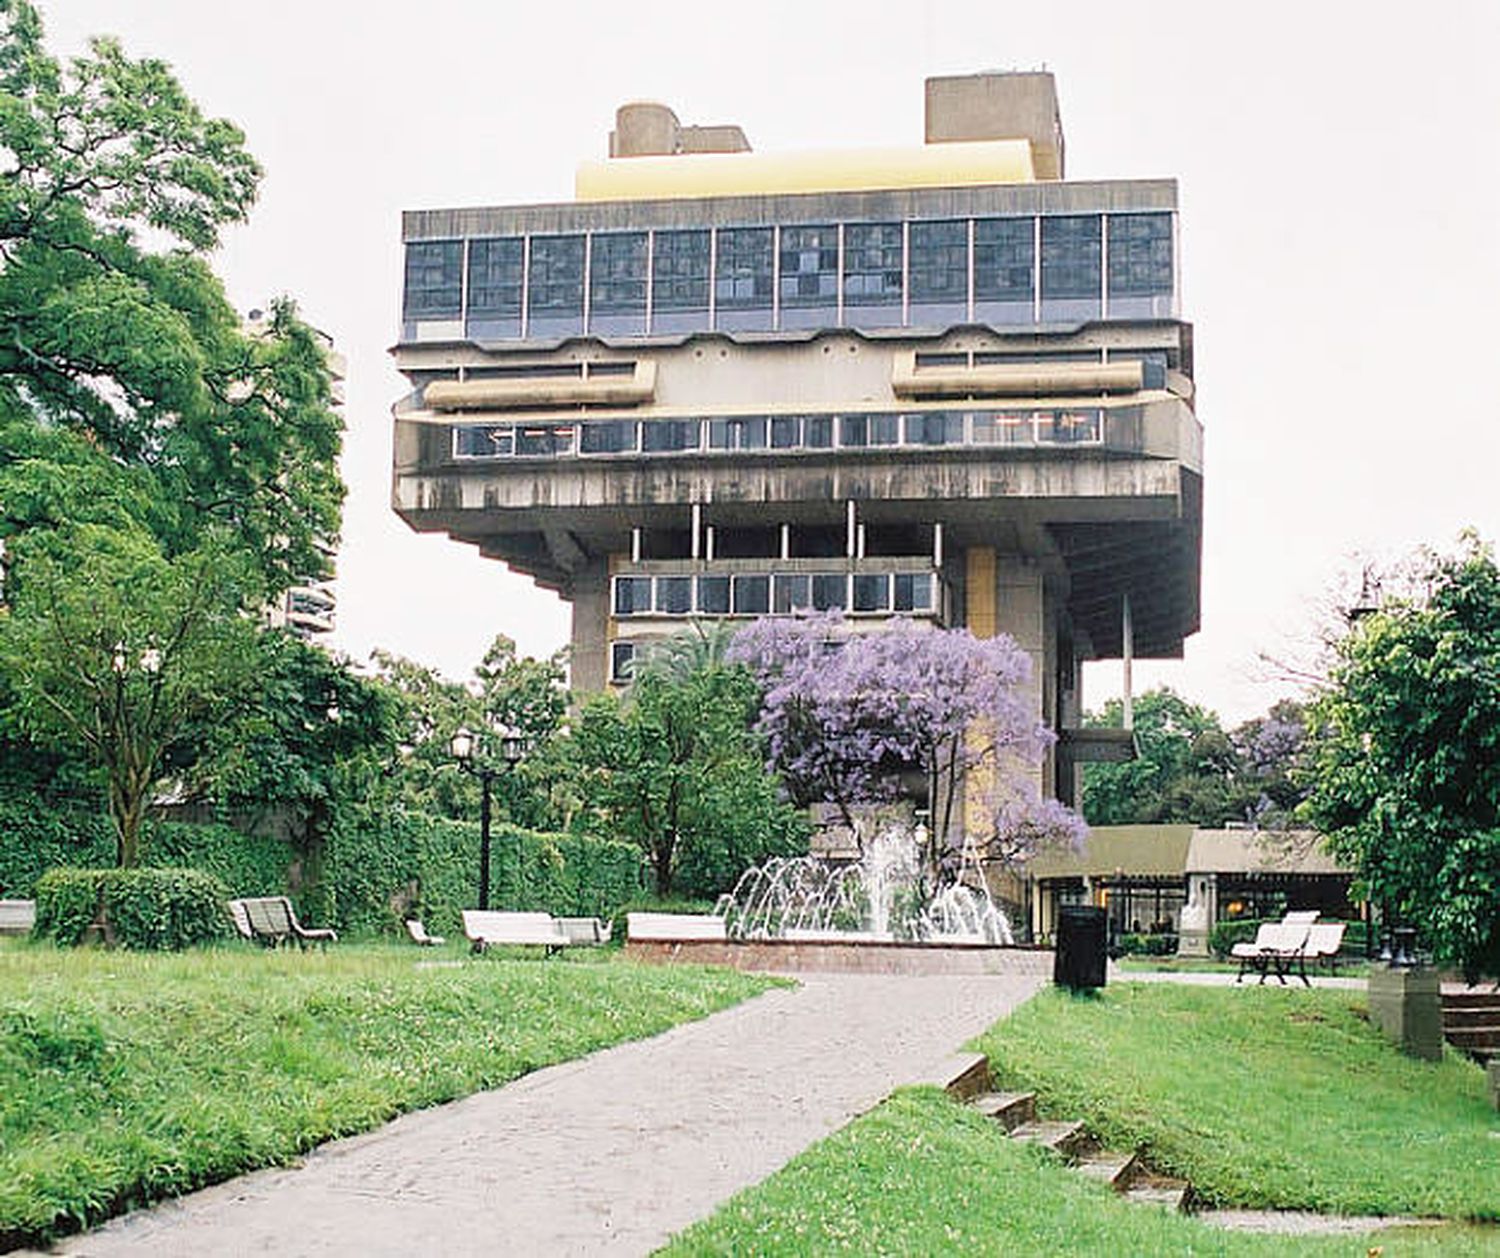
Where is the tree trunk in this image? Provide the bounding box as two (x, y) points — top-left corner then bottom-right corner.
(653, 836), (674, 897)
(112, 780), (145, 868)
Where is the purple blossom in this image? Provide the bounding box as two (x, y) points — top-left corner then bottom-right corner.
(730, 614), (1085, 869)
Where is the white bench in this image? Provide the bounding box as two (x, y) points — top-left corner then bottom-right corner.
(626, 912), (727, 941)
(556, 916), (613, 945)
(462, 910), (571, 955)
(0, 899), (36, 936)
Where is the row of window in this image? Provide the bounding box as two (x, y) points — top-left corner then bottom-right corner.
(451, 408), (1109, 461)
(612, 570), (938, 619)
(403, 212), (1174, 339)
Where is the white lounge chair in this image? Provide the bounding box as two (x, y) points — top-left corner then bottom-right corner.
(405, 918), (445, 946)
(1232, 920), (1312, 985)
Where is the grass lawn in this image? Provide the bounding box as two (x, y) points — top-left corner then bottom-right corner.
(666, 1088), (1497, 1257)
(975, 984), (1498, 1220)
(0, 938), (774, 1248)
(669, 983), (1499, 1257)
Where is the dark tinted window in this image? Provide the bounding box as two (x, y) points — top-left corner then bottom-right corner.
(732, 574), (770, 615)
(909, 220), (968, 310)
(527, 235), (585, 334)
(657, 576), (692, 614)
(715, 227), (774, 328)
(614, 577), (652, 615)
(696, 575), (730, 614)
(974, 219), (1034, 304)
(652, 229), (711, 329)
(780, 224), (838, 327)
(589, 233), (647, 331)
(466, 238), (523, 319)
(404, 241), (462, 318)
(580, 420), (637, 454)
(1041, 215), (1102, 300)
(843, 223), (902, 306)
(640, 420), (700, 452)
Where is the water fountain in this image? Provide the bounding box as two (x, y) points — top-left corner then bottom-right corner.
(713, 824), (1014, 946)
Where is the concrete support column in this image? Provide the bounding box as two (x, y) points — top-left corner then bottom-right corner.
(569, 556), (611, 694)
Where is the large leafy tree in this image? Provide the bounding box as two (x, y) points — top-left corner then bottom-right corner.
(729, 614), (1084, 874)
(1080, 689), (1308, 828)
(0, 525), (260, 866)
(566, 636), (806, 897)
(0, 0), (342, 595)
(1301, 535), (1500, 979)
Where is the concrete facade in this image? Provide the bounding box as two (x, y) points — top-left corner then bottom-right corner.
(391, 72), (1203, 805)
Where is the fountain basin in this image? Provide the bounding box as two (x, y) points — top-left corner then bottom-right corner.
(623, 933), (1054, 977)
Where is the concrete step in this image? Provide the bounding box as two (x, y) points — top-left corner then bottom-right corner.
(1442, 1007), (1500, 1028)
(1075, 1148), (1140, 1191)
(1124, 1177), (1192, 1213)
(1442, 989), (1500, 1009)
(971, 1090), (1036, 1132)
(1443, 1027), (1500, 1050)
(934, 1051), (992, 1101)
(1010, 1119), (1092, 1160)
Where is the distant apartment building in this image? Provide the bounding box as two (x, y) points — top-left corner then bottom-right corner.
(246, 306), (342, 641)
(390, 73), (1202, 803)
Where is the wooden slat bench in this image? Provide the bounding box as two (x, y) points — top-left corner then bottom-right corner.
(462, 910), (611, 955)
(230, 896), (337, 949)
(0, 899), (36, 936)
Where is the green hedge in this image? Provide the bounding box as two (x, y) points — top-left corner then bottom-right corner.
(4, 796), (640, 941)
(33, 868), (231, 950)
(0, 801), (289, 900)
(326, 805), (643, 936)
(1117, 932), (1177, 957)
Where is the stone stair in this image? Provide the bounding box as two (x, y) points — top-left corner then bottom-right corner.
(937, 1054), (1193, 1213)
(1441, 985), (1500, 1063)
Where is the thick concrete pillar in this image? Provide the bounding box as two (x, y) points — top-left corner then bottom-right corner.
(568, 556), (611, 695)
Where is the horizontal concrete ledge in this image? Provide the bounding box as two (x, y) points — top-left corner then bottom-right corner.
(624, 937), (1055, 976)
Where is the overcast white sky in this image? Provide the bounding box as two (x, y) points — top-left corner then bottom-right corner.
(42, 0), (1500, 724)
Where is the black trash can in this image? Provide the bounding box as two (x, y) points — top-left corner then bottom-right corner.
(1054, 905), (1108, 990)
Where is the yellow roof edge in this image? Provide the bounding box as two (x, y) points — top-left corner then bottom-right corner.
(575, 139), (1037, 203)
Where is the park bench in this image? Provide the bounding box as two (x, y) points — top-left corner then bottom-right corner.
(230, 896), (337, 949)
(1232, 920), (1312, 986)
(462, 910), (572, 955)
(556, 916), (613, 945)
(1303, 921), (1347, 975)
(0, 899), (36, 936)
(405, 918), (445, 946)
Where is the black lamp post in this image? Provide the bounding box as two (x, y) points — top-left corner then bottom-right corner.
(451, 725), (526, 910)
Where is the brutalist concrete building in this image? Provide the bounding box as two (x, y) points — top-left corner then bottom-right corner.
(391, 72), (1202, 804)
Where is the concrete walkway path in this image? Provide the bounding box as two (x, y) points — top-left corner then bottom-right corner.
(53, 971), (1045, 1257)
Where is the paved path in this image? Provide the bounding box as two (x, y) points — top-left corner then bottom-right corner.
(53, 971), (1045, 1257)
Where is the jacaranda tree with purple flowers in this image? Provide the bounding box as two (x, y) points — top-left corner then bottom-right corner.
(729, 613), (1085, 878)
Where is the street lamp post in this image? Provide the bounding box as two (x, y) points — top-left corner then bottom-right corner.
(451, 725), (526, 910)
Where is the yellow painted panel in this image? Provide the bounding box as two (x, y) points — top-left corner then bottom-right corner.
(575, 140), (1036, 202)
(966, 546), (997, 639)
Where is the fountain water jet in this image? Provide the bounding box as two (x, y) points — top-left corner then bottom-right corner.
(715, 823), (1013, 945)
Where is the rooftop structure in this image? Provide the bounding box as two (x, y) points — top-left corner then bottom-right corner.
(391, 72), (1203, 805)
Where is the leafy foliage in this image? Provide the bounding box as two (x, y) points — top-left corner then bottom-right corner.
(1082, 688), (1309, 828)
(1302, 535), (1500, 979)
(0, 2), (342, 595)
(0, 527), (261, 866)
(32, 866), (230, 950)
(567, 631), (807, 897)
(729, 613), (1083, 869)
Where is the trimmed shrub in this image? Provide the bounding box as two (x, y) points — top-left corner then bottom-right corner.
(1118, 932), (1177, 957)
(33, 868), (231, 950)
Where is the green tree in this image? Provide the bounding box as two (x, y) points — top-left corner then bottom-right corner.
(0, 525), (260, 866)
(203, 633), (403, 910)
(566, 641), (805, 897)
(0, 1), (342, 596)
(1302, 535), (1500, 979)
(1082, 688), (1237, 825)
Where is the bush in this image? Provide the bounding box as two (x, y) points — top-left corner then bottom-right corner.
(33, 868), (231, 950)
(1117, 932), (1177, 957)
